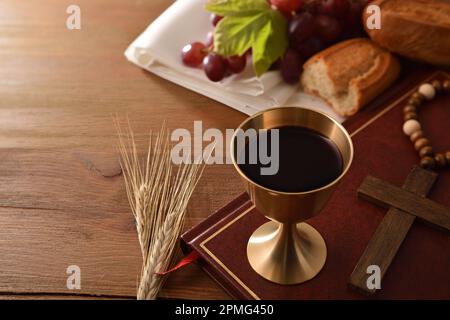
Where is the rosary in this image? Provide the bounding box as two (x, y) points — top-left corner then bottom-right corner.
(402, 79), (450, 170)
(349, 76), (450, 294)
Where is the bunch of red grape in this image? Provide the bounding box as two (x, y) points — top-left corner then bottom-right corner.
(181, 14), (246, 82)
(181, 0), (368, 84)
(278, 0), (369, 83)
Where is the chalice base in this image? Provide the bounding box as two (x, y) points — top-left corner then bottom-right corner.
(247, 221), (327, 285)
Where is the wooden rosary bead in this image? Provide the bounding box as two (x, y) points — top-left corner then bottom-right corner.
(403, 119), (421, 136)
(419, 146), (433, 157)
(420, 156), (435, 169)
(404, 112), (418, 121)
(434, 153), (447, 168)
(403, 105), (416, 114)
(414, 138), (430, 151)
(431, 80), (442, 93)
(408, 97), (422, 107)
(411, 92), (424, 101)
(410, 130), (424, 142)
(404, 78), (448, 171)
(443, 80), (450, 92)
(445, 151), (450, 164)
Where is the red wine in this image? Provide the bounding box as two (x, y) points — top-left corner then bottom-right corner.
(238, 126), (343, 192)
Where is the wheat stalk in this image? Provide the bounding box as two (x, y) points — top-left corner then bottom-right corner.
(115, 118), (204, 300)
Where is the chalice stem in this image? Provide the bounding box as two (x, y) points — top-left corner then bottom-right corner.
(247, 221), (327, 284)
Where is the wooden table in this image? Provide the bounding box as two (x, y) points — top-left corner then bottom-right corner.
(0, 0), (244, 299)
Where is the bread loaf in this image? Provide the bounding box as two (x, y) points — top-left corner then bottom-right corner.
(364, 0), (450, 67)
(301, 38), (400, 117)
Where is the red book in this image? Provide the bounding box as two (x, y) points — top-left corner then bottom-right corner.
(181, 68), (450, 300)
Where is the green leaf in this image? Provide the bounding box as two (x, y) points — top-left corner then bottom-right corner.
(212, 4), (288, 77)
(213, 13), (267, 57)
(205, 0), (269, 17)
(252, 10), (288, 76)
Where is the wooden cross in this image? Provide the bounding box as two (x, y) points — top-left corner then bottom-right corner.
(349, 166), (450, 294)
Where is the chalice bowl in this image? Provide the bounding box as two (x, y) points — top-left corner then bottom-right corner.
(231, 107), (353, 285)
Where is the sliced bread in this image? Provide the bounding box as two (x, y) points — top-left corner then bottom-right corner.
(301, 38), (400, 117)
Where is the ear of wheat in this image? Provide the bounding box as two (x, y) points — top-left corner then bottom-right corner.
(115, 118), (204, 300)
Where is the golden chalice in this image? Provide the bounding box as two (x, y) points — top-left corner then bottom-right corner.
(231, 107), (353, 285)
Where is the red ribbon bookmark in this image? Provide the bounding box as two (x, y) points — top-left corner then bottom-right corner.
(155, 251), (200, 276)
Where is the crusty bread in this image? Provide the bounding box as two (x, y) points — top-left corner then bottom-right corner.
(301, 38), (400, 117)
(364, 0), (450, 67)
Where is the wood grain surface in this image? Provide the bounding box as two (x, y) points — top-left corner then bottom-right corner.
(0, 0), (245, 299)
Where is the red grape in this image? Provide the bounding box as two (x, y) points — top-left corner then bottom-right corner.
(210, 14), (223, 27)
(281, 49), (303, 84)
(346, 1), (364, 27)
(181, 42), (207, 67)
(317, 0), (350, 18)
(293, 37), (325, 59)
(203, 53), (227, 82)
(315, 14), (342, 42)
(226, 55), (247, 74)
(303, 0), (321, 14)
(289, 11), (315, 45)
(271, 0), (303, 14)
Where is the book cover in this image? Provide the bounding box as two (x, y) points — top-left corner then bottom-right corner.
(180, 69), (450, 300)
